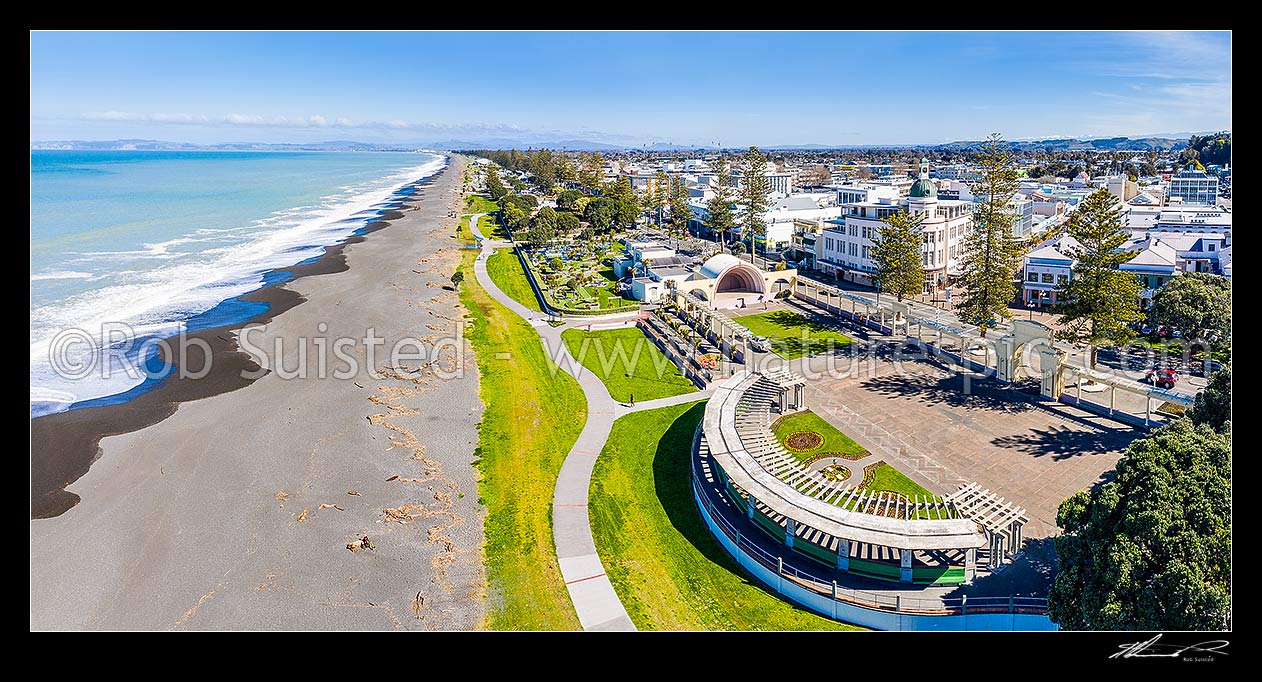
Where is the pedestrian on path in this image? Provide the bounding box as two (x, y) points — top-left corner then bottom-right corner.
(629, 393), (635, 408)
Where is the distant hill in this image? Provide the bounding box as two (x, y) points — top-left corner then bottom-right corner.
(933, 136), (1188, 151)
(31, 139), (419, 152)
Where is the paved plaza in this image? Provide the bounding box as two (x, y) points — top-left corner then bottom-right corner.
(789, 353), (1139, 540)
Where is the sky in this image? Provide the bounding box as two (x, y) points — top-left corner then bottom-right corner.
(29, 31), (1232, 147)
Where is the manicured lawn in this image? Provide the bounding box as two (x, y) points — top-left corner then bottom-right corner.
(734, 310), (853, 359)
(861, 462), (934, 499)
(486, 249), (543, 312)
(771, 410), (866, 464)
(560, 327), (697, 403)
(464, 194), (499, 214)
(589, 402), (863, 630)
(483, 214), (511, 240)
(459, 248), (583, 631)
(456, 215), (472, 242)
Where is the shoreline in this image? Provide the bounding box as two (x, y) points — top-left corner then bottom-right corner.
(31, 175), (440, 519)
(31, 154), (487, 630)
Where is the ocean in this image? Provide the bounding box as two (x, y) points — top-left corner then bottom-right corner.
(30, 150), (447, 417)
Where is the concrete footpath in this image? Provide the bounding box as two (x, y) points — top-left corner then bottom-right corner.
(469, 213), (638, 630)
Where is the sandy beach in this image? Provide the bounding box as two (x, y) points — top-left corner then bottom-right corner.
(30, 155), (488, 630)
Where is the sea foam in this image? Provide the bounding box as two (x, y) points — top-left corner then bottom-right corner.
(30, 154), (447, 417)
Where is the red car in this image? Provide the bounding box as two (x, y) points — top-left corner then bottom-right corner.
(1145, 368), (1179, 389)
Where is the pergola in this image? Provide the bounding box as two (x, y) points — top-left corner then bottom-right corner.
(704, 370), (994, 584)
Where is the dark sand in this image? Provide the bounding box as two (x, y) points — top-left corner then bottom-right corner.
(30, 156), (488, 630)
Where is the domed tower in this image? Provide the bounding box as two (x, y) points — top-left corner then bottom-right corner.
(907, 157), (937, 218)
(908, 157), (936, 199)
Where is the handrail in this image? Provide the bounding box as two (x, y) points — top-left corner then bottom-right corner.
(691, 436), (1049, 618)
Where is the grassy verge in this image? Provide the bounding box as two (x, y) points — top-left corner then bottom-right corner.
(861, 462), (934, 499)
(464, 194), (499, 214)
(483, 214), (511, 240)
(589, 402), (862, 630)
(459, 248), (583, 630)
(771, 410), (866, 463)
(486, 248), (543, 312)
(560, 327), (697, 402)
(734, 310), (852, 360)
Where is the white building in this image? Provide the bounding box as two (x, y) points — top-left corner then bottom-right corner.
(1021, 230), (1230, 309)
(1150, 207), (1231, 234)
(815, 159), (973, 291)
(1168, 168), (1219, 206)
(733, 162), (793, 196)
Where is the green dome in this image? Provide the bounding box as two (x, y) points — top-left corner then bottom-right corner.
(909, 178), (936, 198)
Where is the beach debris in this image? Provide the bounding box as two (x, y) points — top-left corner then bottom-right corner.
(319, 503), (345, 511)
(296, 508), (309, 523)
(383, 504), (425, 524)
(386, 475), (399, 482)
(275, 490), (289, 501)
(412, 591), (426, 618)
(348, 490), (361, 496)
(412, 269), (424, 275)
(354, 382), (365, 389)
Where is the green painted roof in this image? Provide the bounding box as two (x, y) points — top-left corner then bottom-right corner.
(909, 178), (936, 198)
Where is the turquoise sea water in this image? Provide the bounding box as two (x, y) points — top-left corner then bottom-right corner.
(30, 150), (446, 416)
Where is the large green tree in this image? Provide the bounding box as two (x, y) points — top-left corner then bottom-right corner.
(956, 133), (1022, 337)
(1052, 189), (1144, 368)
(485, 164), (507, 201)
(872, 210), (927, 302)
(578, 152), (605, 194)
(583, 198), (615, 235)
(738, 146), (771, 263)
(668, 175), (694, 244)
(1147, 272), (1232, 344)
(706, 160), (737, 246)
(556, 211), (581, 234)
(1189, 367), (1231, 432)
(1048, 418), (1231, 630)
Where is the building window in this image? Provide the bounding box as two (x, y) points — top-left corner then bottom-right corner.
(1041, 273), (1054, 284)
(862, 245), (870, 259)
(1057, 274), (1068, 285)
(1208, 243), (1216, 251)
(1028, 271), (1039, 282)
(1157, 277), (1165, 286)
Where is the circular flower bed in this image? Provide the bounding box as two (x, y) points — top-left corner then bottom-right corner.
(785, 431), (823, 452)
(821, 464), (851, 482)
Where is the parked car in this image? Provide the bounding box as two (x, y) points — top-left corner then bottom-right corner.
(749, 336), (772, 353)
(1145, 367), (1179, 389)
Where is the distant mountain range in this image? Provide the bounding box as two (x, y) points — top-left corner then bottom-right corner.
(32, 133), (1214, 153)
(30, 139), (421, 152)
(933, 136), (1191, 152)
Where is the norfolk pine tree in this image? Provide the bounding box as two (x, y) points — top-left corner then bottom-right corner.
(738, 146), (771, 263)
(652, 170), (669, 225)
(872, 211), (927, 302)
(578, 152), (605, 194)
(668, 175), (694, 245)
(956, 133), (1021, 337)
(706, 160), (737, 247)
(1052, 188), (1143, 369)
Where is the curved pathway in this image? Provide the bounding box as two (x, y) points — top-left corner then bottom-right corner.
(468, 212), (639, 630)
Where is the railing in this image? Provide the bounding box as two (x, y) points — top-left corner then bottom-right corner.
(691, 428), (1052, 625)
(637, 318), (712, 389)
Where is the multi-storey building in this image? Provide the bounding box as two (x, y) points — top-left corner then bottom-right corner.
(814, 159), (973, 291)
(1168, 167), (1219, 206)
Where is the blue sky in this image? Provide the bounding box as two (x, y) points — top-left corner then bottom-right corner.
(30, 31), (1231, 146)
